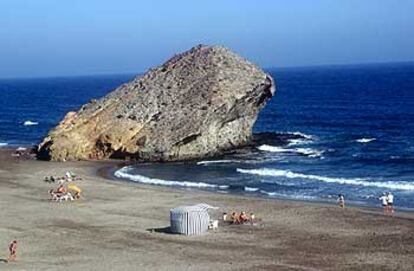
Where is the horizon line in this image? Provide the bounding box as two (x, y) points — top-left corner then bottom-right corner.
(1, 60), (413, 81)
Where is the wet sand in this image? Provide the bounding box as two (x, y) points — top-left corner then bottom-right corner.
(0, 150), (413, 270)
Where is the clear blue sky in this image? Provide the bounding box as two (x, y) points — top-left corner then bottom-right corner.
(1, 0), (413, 78)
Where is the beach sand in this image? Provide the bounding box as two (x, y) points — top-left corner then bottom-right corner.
(0, 150), (413, 270)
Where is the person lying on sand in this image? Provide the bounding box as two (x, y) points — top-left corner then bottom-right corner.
(65, 171), (81, 182)
(55, 177), (65, 184)
(43, 176), (56, 183)
(56, 184), (67, 195)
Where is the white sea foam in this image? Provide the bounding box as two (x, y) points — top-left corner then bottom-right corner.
(260, 190), (277, 196)
(260, 190), (317, 200)
(23, 120), (38, 126)
(0, 142), (8, 147)
(260, 179), (297, 186)
(197, 160), (237, 165)
(295, 148), (324, 158)
(259, 190), (317, 200)
(356, 138), (376, 143)
(258, 145), (324, 158)
(244, 186), (260, 192)
(237, 168), (414, 191)
(115, 166), (229, 189)
(258, 145), (289, 153)
(199, 157), (287, 166)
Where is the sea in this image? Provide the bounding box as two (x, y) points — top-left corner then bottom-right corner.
(1, 63), (414, 208)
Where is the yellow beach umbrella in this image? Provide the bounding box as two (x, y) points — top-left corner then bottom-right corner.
(67, 183), (82, 194)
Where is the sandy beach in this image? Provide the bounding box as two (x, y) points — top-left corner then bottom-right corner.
(0, 150), (413, 271)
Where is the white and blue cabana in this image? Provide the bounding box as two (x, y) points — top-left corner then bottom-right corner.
(170, 204), (218, 235)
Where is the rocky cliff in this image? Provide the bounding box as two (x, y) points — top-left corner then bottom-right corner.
(37, 45), (275, 161)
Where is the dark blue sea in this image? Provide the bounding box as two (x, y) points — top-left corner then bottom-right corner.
(1, 63), (414, 208)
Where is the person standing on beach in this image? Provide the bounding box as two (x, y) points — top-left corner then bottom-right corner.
(387, 192), (394, 214)
(379, 193), (388, 214)
(337, 194), (345, 208)
(7, 240), (18, 262)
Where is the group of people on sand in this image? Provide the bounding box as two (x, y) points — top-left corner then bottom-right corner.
(337, 192), (395, 214)
(379, 192), (394, 215)
(46, 171), (83, 202)
(223, 211), (255, 224)
(44, 171), (82, 184)
(4, 172), (83, 264)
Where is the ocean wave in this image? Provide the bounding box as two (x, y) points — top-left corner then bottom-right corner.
(260, 190), (277, 196)
(237, 168), (414, 191)
(197, 160), (238, 165)
(285, 131), (313, 140)
(115, 166), (229, 189)
(258, 145), (324, 158)
(295, 148), (324, 158)
(0, 142), (8, 147)
(259, 190), (317, 200)
(356, 138), (376, 143)
(198, 157), (287, 166)
(244, 186), (260, 192)
(287, 138), (311, 146)
(23, 120), (39, 126)
(260, 179), (297, 187)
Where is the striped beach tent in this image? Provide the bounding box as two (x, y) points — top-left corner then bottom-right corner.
(170, 204), (218, 235)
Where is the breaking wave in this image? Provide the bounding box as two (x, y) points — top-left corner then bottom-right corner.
(259, 190), (317, 200)
(260, 190), (277, 196)
(115, 166), (229, 189)
(197, 160), (238, 165)
(285, 131), (313, 140)
(258, 145), (324, 158)
(237, 168), (414, 191)
(295, 148), (324, 158)
(356, 138), (376, 143)
(244, 186), (260, 192)
(0, 142), (8, 147)
(287, 138), (310, 146)
(258, 145), (288, 153)
(23, 120), (38, 126)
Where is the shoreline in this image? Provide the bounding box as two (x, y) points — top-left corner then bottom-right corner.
(1, 149), (414, 270)
(103, 160), (414, 214)
(4, 144), (414, 214)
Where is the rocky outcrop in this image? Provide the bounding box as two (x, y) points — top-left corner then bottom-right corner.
(37, 45), (275, 161)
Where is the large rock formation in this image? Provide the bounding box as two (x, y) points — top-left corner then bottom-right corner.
(38, 45), (275, 161)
